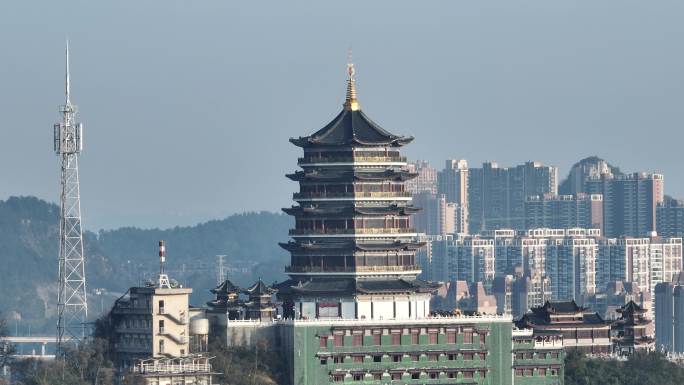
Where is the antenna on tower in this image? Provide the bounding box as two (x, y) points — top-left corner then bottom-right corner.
(56, 41), (88, 351)
(158, 240), (171, 289)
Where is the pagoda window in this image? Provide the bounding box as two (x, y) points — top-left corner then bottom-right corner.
(319, 336), (328, 348)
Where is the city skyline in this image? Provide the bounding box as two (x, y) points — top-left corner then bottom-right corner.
(1, 1), (683, 230)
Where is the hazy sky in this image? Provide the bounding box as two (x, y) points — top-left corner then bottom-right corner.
(1, 1), (683, 230)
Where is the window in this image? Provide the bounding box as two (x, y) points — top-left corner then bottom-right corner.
(524, 369), (533, 376)
(550, 369), (558, 376)
(448, 372), (455, 379)
(319, 336), (328, 348)
(480, 333), (486, 345)
(539, 368), (547, 376)
(464, 331), (473, 344)
(391, 373), (401, 380)
(373, 355), (382, 363)
(334, 334), (344, 347)
(333, 356), (344, 364)
(353, 374), (362, 381)
(464, 371), (473, 379)
(516, 353), (524, 360)
(428, 332), (438, 344)
(411, 328), (420, 344)
(448, 353), (456, 360)
(393, 355), (401, 362)
(158, 320), (164, 334)
(352, 334), (362, 346)
(158, 300), (165, 314)
(515, 369), (523, 376)
(411, 373), (420, 380)
(373, 373), (381, 380)
(429, 372), (438, 379)
(332, 375), (344, 382)
(353, 356), (363, 363)
(372, 331), (381, 345)
(524, 352), (533, 359)
(447, 331), (456, 344)
(320, 359), (327, 365)
(391, 333), (401, 345)
(463, 353), (473, 360)
(158, 339), (164, 353)
(478, 353), (486, 360)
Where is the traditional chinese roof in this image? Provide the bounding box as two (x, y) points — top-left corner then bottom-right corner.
(279, 239), (424, 253)
(244, 279), (276, 297)
(289, 63), (413, 148)
(539, 300), (586, 314)
(276, 277), (437, 296)
(286, 169), (417, 182)
(211, 279), (240, 295)
(616, 300), (648, 316)
(282, 204), (420, 217)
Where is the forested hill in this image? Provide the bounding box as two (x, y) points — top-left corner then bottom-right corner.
(0, 196), (291, 333)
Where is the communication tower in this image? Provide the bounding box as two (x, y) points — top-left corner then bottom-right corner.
(55, 42), (88, 349)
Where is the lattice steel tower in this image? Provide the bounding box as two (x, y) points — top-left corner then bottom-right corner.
(55, 42), (88, 348)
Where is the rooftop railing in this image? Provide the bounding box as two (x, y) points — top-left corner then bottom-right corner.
(293, 191), (412, 199)
(298, 156), (407, 164)
(285, 265), (421, 273)
(289, 228), (416, 235)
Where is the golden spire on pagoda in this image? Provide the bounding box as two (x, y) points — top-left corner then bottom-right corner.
(343, 49), (360, 111)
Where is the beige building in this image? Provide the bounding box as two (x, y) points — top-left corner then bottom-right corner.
(110, 241), (209, 369)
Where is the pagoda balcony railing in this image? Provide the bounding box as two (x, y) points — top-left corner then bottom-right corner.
(289, 228), (417, 235)
(285, 265), (422, 273)
(298, 156), (407, 164)
(293, 191), (412, 199)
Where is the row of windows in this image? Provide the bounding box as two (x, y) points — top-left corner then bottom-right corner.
(321, 330), (483, 348)
(514, 367), (559, 377)
(515, 351), (561, 360)
(332, 369), (487, 382)
(321, 351), (488, 365)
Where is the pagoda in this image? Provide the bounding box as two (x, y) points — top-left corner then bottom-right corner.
(611, 300), (655, 355)
(276, 60), (434, 320)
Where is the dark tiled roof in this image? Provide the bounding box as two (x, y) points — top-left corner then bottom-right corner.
(541, 300), (585, 314)
(211, 279), (240, 294)
(275, 277), (437, 296)
(244, 279), (275, 296)
(290, 109), (413, 148)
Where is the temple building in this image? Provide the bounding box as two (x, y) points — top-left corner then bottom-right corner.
(277, 60), (435, 320)
(611, 301), (654, 355)
(516, 300), (611, 354)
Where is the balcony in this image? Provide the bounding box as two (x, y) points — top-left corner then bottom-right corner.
(289, 228), (417, 236)
(293, 191), (412, 200)
(285, 265), (421, 273)
(298, 156), (407, 164)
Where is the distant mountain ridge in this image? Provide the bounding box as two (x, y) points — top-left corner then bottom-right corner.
(0, 196), (291, 332)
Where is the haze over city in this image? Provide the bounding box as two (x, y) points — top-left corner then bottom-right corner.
(1, 0), (683, 230)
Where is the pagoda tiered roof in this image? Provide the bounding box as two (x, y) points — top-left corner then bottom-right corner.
(282, 204), (420, 217)
(276, 277), (437, 296)
(279, 239), (424, 253)
(289, 109), (413, 148)
(286, 169), (417, 182)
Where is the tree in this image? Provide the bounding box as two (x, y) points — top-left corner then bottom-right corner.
(0, 312), (16, 370)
